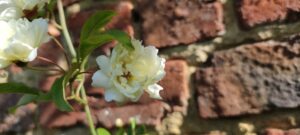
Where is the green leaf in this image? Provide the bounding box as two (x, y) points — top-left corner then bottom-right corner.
(97, 128), (111, 135)
(136, 125), (147, 135)
(9, 94), (38, 113)
(116, 128), (125, 135)
(0, 83), (39, 95)
(51, 76), (73, 112)
(105, 30), (133, 51)
(79, 32), (111, 59)
(79, 29), (133, 59)
(17, 94), (38, 105)
(80, 11), (116, 42)
(38, 92), (52, 102)
(48, 0), (57, 12)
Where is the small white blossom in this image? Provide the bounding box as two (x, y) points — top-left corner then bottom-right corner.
(92, 39), (166, 102)
(0, 18), (50, 68)
(0, 0), (48, 21)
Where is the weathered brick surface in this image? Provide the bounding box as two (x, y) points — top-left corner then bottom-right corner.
(136, 0), (224, 48)
(196, 40), (300, 118)
(238, 0), (300, 27)
(264, 128), (285, 135)
(264, 128), (300, 135)
(159, 60), (190, 114)
(95, 101), (164, 128)
(39, 103), (84, 128)
(39, 99), (165, 129)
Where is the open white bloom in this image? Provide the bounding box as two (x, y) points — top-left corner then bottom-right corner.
(0, 18), (50, 68)
(92, 39), (166, 102)
(0, 0), (48, 21)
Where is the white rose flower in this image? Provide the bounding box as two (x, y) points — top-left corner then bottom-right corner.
(0, 18), (50, 68)
(0, 0), (48, 21)
(92, 39), (166, 102)
(0, 0), (21, 21)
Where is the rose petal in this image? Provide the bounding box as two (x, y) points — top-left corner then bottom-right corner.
(26, 48), (37, 61)
(96, 55), (111, 74)
(104, 88), (127, 102)
(91, 70), (110, 88)
(146, 84), (163, 99)
(0, 57), (11, 68)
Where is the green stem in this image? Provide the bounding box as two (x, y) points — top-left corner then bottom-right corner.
(57, 1), (96, 134)
(37, 56), (66, 73)
(77, 57), (97, 135)
(80, 79), (97, 135)
(57, 0), (77, 58)
(75, 77), (84, 97)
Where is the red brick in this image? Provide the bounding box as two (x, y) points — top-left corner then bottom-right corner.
(239, 0), (300, 27)
(138, 60), (190, 114)
(95, 102), (164, 128)
(39, 103), (84, 128)
(159, 60), (190, 114)
(264, 128), (300, 135)
(136, 0), (224, 48)
(265, 128), (285, 135)
(196, 40), (300, 118)
(67, 1), (134, 55)
(286, 129), (300, 135)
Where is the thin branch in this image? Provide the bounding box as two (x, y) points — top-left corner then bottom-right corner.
(77, 71), (93, 75)
(37, 56), (66, 73)
(26, 65), (62, 72)
(51, 17), (62, 30)
(52, 36), (71, 68)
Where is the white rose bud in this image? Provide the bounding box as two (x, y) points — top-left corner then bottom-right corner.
(0, 0), (48, 21)
(0, 18), (50, 68)
(92, 39), (166, 102)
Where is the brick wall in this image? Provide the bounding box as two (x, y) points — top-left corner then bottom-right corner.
(1, 0), (300, 135)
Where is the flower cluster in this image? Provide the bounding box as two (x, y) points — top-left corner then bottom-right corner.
(0, 0), (48, 21)
(92, 39), (166, 102)
(0, 0), (49, 68)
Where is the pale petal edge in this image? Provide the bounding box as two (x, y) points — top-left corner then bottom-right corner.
(104, 88), (127, 102)
(146, 84), (163, 99)
(91, 70), (110, 88)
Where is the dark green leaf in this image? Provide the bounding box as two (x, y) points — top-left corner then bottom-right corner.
(136, 125), (147, 135)
(79, 29), (133, 59)
(80, 11), (116, 42)
(127, 127), (133, 135)
(97, 128), (111, 135)
(0, 83), (39, 95)
(51, 76), (73, 112)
